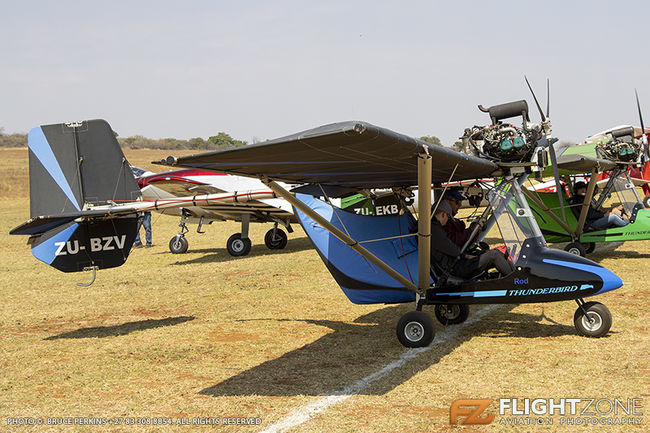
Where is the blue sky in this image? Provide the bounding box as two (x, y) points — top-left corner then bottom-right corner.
(1, 1), (648, 145)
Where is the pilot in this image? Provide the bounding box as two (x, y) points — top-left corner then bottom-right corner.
(431, 200), (514, 279)
(569, 181), (629, 229)
(442, 189), (483, 247)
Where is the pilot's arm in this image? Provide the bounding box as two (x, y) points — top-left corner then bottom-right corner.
(431, 223), (462, 257)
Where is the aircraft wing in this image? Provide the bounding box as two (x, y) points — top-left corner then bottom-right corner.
(156, 121), (499, 191)
(144, 179), (224, 196)
(553, 153), (618, 174)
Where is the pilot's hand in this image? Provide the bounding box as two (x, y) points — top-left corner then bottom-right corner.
(464, 254), (476, 260)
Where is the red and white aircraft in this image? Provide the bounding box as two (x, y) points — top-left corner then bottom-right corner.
(133, 168), (297, 256)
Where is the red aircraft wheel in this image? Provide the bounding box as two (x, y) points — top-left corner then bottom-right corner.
(574, 302), (611, 338)
(396, 311), (435, 348)
(264, 228), (288, 249)
(643, 194), (650, 208)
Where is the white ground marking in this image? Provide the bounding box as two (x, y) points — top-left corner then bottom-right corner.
(259, 305), (498, 433)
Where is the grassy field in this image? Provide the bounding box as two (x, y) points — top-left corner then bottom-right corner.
(1, 148), (648, 432)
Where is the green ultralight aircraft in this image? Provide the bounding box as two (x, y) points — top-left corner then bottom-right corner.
(522, 125), (650, 256)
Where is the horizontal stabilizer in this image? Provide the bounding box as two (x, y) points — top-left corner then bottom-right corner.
(10, 215), (80, 236)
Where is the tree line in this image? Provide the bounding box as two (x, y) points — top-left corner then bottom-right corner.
(0, 127), (461, 150)
(0, 126), (247, 150)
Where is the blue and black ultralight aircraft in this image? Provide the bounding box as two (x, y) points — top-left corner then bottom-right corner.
(11, 102), (624, 347)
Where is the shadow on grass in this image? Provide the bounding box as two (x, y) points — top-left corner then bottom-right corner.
(199, 302), (582, 397)
(591, 249), (650, 260)
(44, 316), (195, 340)
(169, 237), (314, 265)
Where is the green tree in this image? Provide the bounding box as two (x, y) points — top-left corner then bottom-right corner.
(419, 135), (441, 146)
(452, 141), (465, 152)
(208, 132), (247, 148)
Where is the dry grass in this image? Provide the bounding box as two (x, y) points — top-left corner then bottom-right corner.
(0, 148), (648, 432)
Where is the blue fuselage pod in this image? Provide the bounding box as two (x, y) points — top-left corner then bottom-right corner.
(294, 193), (421, 304)
(429, 238), (623, 304)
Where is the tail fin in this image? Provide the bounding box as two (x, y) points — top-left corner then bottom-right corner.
(28, 119), (140, 217)
(12, 119), (141, 272)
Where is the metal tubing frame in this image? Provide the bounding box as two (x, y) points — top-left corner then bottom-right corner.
(417, 153), (432, 295)
(575, 169), (599, 237)
(521, 187), (577, 239)
(260, 177), (419, 293)
(594, 168), (621, 209)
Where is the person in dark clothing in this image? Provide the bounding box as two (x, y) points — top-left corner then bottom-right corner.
(569, 181), (628, 229)
(431, 200), (514, 279)
(442, 189), (483, 247)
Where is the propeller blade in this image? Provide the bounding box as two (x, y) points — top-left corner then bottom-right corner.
(525, 75), (546, 121)
(546, 78), (550, 118)
(548, 141), (566, 221)
(635, 89), (649, 160)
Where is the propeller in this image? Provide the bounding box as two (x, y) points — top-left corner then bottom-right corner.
(635, 89), (649, 161)
(525, 76), (566, 221)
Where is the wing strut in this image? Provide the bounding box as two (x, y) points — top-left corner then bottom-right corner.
(575, 170), (600, 238)
(417, 153), (432, 296)
(260, 177), (419, 293)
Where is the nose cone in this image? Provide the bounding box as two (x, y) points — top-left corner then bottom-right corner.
(595, 266), (623, 295)
(542, 256), (623, 295)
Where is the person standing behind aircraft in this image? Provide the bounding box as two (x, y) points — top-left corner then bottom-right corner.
(134, 211), (153, 248)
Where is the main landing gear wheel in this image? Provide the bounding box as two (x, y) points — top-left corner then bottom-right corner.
(169, 235), (189, 254)
(226, 233), (252, 257)
(396, 311), (435, 348)
(584, 242), (596, 254)
(434, 304), (470, 325)
(574, 301), (611, 338)
(264, 228), (288, 249)
(564, 242), (586, 257)
(644, 194), (650, 209)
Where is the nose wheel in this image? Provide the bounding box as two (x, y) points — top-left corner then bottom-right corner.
(169, 235), (189, 254)
(574, 300), (611, 338)
(170, 212), (191, 254)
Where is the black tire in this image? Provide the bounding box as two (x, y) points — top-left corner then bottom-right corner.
(264, 228), (288, 249)
(169, 235), (189, 254)
(396, 311), (435, 348)
(434, 304), (470, 325)
(564, 242), (586, 257)
(574, 301), (612, 338)
(226, 233), (252, 257)
(643, 194), (650, 209)
(584, 242), (596, 254)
